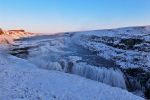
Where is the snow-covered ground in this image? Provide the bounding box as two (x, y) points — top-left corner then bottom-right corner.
(0, 48), (143, 100)
(73, 26), (150, 70)
(1, 26), (150, 99)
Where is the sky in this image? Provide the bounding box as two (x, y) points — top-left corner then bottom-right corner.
(0, 0), (150, 33)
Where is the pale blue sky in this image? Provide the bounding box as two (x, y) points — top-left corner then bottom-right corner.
(0, 0), (150, 33)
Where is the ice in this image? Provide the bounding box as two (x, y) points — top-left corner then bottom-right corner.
(74, 29), (150, 70)
(47, 62), (63, 71)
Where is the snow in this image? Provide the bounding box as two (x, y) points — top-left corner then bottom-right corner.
(1, 26), (149, 99)
(0, 52), (143, 100)
(73, 26), (150, 70)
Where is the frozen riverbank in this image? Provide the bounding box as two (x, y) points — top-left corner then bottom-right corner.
(0, 50), (143, 100)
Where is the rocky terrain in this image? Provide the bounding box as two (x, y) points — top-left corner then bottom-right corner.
(73, 26), (150, 98)
(0, 28), (34, 44)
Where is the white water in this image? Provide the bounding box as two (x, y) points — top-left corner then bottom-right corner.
(72, 62), (126, 89)
(28, 51), (126, 89)
(13, 34), (127, 89)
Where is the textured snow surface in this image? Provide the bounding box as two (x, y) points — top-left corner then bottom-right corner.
(73, 26), (150, 70)
(0, 51), (143, 100)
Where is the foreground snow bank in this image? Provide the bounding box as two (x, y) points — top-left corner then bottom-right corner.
(0, 53), (143, 100)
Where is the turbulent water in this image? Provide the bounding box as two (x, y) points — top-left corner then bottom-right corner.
(10, 33), (127, 90)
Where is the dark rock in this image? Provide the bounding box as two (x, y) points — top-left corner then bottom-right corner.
(125, 68), (145, 77)
(8, 29), (25, 33)
(144, 79), (150, 99)
(120, 38), (144, 48)
(0, 28), (4, 35)
(67, 61), (74, 73)
(124, 68), (150, 99)
(9, 46), (34, 58)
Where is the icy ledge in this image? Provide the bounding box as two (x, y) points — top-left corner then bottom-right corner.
(0, 53), (143, 100)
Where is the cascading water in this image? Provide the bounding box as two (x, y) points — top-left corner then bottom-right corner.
(61, 59), (126, 89)
(28, 54), (126, 89)
(10, 34), (127, 90)
(8, 29), (150, 99)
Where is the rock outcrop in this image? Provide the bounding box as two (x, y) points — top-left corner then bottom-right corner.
(0, 28), (4, 35)
(8, 29), (25, 33)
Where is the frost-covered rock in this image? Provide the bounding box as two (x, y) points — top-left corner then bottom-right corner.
(74, 26), (150, 70)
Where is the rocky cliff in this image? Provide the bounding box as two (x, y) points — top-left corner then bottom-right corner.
(0, 28), (34, 44)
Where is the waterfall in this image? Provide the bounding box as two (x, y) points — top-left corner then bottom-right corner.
(62, 60), (126, 89)
(28, 54), (126, 89)
(25, 38), (127, 90)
